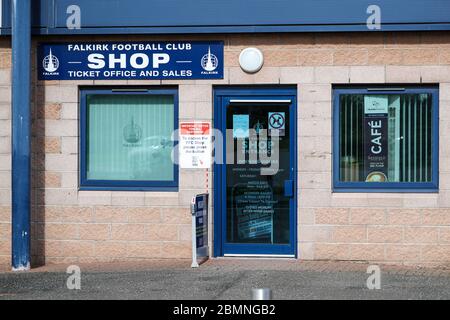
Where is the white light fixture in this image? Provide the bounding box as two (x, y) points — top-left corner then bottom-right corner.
(239, 47), (264, 73)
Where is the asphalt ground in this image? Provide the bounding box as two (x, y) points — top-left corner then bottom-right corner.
(0, 259), (449, 300)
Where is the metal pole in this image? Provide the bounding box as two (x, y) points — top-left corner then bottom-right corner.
(11, 0), (32, 271)
(252, 288), (272, 300)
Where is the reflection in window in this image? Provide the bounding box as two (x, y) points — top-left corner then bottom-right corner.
(86, 94), (174, 182)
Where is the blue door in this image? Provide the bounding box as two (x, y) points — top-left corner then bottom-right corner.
(214, 87), (297, 257)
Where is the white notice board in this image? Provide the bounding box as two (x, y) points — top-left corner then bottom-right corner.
(179, 122), (211, 169)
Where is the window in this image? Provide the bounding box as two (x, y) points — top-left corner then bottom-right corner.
(80, 88), (178, 190)
(333, 87), (438, 192)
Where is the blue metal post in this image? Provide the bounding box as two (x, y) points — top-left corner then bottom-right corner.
(11, 0), (31, 271)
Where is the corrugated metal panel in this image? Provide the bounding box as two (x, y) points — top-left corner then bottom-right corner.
(2, 0), (450, 35)
(0, 1), (2, 32)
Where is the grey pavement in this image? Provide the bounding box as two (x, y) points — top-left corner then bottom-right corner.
(0, 260), (449, 300)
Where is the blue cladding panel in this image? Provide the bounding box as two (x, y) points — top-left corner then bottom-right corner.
(52, 0), (450, 27)
(1, 0), (49, 30)
(2, 0), (450, 34)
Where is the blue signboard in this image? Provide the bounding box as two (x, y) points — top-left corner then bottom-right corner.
(37, 41), (224, 80)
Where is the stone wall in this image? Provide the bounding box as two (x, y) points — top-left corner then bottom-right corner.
(0, 32), (449, 267)
(0, 38), (11, 267)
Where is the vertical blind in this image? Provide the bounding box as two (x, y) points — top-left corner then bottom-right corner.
(339, 93), (433, 183)
(86, 94), (174, 181)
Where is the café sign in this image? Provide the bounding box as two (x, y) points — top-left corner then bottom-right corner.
(364, 95), (389, 182)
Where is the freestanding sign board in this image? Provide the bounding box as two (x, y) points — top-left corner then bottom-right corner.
(191, 193), (209, 268)
(38, 41), (224, 80)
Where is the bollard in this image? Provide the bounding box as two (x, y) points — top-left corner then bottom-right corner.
(252, 288), (272, 300)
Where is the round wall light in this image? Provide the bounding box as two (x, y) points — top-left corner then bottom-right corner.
(239, 47), (264, 73)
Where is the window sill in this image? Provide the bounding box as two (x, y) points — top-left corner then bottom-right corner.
(79, 186), (179, 192)
(332, 188), (439, 194)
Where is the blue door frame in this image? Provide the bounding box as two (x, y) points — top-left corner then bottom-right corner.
(213, 87), (297, 257)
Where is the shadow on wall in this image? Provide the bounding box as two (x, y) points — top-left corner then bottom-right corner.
(30, 80), (47, 268)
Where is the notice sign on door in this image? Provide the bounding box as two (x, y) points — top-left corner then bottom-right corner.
(179, 122), (211, 169)
(268, 111), (286, 136)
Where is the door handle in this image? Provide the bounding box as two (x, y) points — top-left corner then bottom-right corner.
(284, 180), (294, 198)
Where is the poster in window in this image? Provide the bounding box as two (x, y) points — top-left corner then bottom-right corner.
(231, 181), (274, 242)
(364, 95), (389, 182)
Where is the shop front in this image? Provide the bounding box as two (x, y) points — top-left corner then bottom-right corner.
(1, 0), (450, 270)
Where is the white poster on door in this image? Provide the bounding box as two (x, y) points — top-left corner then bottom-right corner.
(179, 122), (211, 169)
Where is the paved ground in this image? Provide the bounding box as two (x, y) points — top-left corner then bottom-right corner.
(0, 259), (449, 300)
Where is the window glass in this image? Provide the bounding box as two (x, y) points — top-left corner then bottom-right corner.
(86, 94), (174, 181)
(338, 93), (433, 183)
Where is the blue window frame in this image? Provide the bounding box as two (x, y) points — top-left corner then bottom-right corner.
(80, 87), (179, 191)
(213, 86), (298, 257)
(333, 86), (439, 193)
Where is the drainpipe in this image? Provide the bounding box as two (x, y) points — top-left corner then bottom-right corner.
(11, 0), (31, 271)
